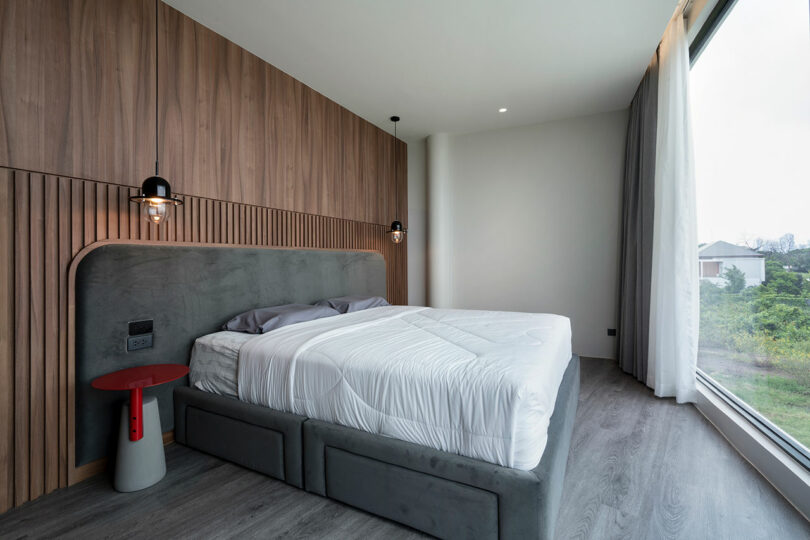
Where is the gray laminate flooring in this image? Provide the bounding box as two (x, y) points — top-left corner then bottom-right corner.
(1, 358), (807, 539)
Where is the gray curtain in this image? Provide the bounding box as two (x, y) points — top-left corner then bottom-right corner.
(618, 52), (659, 382)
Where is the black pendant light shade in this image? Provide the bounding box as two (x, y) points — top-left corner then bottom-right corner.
(129, 0), (182, 225)
(130, 176), (183, 225)
(388, 115), (407, 244)
(388, 219), (406, 244)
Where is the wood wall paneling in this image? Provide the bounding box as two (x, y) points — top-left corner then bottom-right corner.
(0, 168), (408, 511)
(0, 0), (409, 513)
(0, 0), (407, 226)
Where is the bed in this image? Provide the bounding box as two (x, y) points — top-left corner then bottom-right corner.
(74, 243), (579, 540)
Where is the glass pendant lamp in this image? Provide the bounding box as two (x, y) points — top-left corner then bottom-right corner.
(130, 0), (183, 224)
(388, 116), (407, 244)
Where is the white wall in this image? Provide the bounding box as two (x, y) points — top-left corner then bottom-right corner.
(405, 137), (428, 306)
(434, 110), (628, 359)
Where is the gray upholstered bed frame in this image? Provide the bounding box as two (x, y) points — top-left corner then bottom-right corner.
(174, 356), (579, 539)
(74, 243), (579, 539)
(74, 243), (385, 467)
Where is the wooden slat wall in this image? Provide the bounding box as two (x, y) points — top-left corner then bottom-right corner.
(0, 0), (408, 226)
(0, 168), (408, 512)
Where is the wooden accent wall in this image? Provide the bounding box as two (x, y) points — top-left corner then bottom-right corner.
(0, 0), (407, 226)
(0, 0), (408, 513)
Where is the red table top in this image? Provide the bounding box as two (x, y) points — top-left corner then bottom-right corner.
(91, 364), (189, 391)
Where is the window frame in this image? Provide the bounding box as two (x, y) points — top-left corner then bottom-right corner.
(689, 0), (738, 65)
(696, 369), (810, 471)
(689, 0), (810, 473)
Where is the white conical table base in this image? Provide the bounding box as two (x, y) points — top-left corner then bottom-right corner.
(114, 395), (166, 492)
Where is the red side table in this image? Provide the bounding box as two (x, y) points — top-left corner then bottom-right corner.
(92, 364), (188, 492)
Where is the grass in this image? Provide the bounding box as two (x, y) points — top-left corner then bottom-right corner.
(700, 361), (810, 450)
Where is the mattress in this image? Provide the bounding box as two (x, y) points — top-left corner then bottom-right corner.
(234, 305), (572, 470)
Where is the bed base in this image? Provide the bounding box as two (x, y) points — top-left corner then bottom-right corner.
(174, 355), (580, 539)
(173, 386), (306, 488)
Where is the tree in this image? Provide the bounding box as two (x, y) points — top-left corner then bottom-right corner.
(758, 233), (797, 256)
(762, 260), (804, 296)
(779, 233), (796, 254)
(723, 265), (746, 293)
(744, 236), (765, 251)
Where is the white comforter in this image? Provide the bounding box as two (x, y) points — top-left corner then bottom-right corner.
(238, 306), (572, 470)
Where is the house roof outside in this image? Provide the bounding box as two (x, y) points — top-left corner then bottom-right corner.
(699, 240), (765, 259)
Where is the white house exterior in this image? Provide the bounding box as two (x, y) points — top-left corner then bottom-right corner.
(698, 240), (766, 288)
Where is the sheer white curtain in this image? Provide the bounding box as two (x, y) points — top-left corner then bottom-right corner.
(647, 12), (698, 403)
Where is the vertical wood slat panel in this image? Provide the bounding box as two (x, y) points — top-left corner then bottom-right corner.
(57, 178), (70, 489)
(29, 174), (45, 501)
(44, 178), (59, 494)
(13, 171), (30, 506)
(0, 170), (15, 513)
(128, 188), (139, 241)
(94, 184), (106, 242)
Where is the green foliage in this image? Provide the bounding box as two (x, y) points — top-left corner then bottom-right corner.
(754, 303), (810, 341)
(762, 260), (806, 296)
(765, 246), (810, 273)
(700, 280), (723, 301)
(700, 251), (810, 447)
(704, 368), (810, 448)
(723, 265), (746, 293)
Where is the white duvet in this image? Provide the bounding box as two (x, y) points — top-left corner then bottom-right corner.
(238, 305), (572, 470)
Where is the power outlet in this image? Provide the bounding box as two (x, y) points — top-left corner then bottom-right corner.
(127, 333), (153, 351)
(607, 328), (617, 337)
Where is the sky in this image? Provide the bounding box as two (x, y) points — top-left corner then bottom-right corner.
(690, 0), (810, 247)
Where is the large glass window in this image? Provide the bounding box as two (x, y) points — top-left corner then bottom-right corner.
(691, 0), (810, 454)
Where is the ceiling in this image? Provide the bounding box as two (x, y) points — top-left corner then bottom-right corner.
(164, 0), (678, 138)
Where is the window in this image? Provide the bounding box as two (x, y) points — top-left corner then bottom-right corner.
(700, 261), (721, 278)
(691, 0), (810, 463)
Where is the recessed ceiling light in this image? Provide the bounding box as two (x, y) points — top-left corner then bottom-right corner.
(498, 107), (508, 113)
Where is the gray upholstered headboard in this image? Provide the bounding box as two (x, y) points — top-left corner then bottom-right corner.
(75, 243), (386, 467)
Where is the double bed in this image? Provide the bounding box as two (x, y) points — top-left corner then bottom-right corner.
(74, 243), (579, 540)
(191, 305), (573, 471)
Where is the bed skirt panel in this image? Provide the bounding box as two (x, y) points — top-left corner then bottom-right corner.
(174, 387), (307, 488)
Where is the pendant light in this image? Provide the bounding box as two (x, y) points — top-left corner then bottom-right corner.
(388, 116), (407, 244)
(130, 0), (182, 225)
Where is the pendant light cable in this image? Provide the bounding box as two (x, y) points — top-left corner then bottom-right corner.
(387, 116), (404, 243)
(155, 0), (159, 176)
(393, 118), (397, 221)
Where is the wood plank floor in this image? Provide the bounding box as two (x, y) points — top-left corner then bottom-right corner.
(0, 358), (807, 539)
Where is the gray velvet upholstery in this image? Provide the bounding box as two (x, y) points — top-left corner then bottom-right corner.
(174, 386), (306, 488)
(75, 244), (385, 466)
(303, 355), (580, 540)
(325, 446), (499, 538)
(173, 356), (579, 538)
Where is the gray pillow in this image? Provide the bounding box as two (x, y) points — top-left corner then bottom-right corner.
(315, 295), (390, 314)
(222, 303), (340, 334)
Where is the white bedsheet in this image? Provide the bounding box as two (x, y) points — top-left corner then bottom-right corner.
(238, 305), (572, 470)
(189, 331), (256, 398)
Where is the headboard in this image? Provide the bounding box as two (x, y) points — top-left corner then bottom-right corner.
(74, 243), (386, 467)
